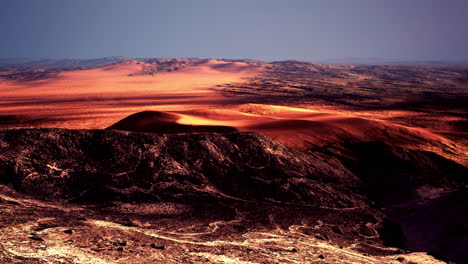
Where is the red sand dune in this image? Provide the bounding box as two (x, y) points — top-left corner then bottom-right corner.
(0, 60), (261, 128)
(103, 104), (466, 166)
(107, 111), (237, 134)
(0, 60), (466, 165)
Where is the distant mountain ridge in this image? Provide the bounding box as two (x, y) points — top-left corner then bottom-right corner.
(2, 57), (468, 70)
(318, 57), (468, 66)
(0, 56), (133, 70)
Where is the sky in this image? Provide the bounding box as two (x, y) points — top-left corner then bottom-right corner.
(1, 0), (468, 62)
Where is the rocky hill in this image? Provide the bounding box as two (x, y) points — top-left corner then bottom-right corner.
(0, 128), (466, 263)
(0, 129), (365, 207)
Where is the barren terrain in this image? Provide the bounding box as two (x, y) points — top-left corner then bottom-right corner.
(0, 58), (467, 263)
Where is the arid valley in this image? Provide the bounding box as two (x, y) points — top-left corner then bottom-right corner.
(0, 57), (466, 263)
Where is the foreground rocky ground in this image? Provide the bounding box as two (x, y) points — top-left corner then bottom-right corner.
(0, 129), (466, 263)
(0, 186), (447, 264)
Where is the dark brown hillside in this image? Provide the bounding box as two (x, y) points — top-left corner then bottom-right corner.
(0, 128), (362, 208)
(0, 128), (466, 263)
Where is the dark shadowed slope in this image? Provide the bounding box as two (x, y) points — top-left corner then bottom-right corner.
(318, 141), (467, 206)
(317, 141), (467, 263)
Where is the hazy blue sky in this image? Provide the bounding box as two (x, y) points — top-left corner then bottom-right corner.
(1, 0), (467, 61)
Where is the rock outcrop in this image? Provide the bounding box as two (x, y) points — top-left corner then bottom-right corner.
(0, 129), (362, 208)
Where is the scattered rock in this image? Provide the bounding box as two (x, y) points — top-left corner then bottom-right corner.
(289, 247), (297, 252)
(332, 225), (344, 235)
(33, 222), (59, 231)
(150, 244), (165, 250)
(315, 234), (328, 240)
(28, 235), (43, 241)
(6, 200), (20, 205)
(120, 217), (136, 227)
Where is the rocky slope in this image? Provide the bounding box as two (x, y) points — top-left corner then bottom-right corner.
(0, 128), (466, 263)
(0, 128), (363, 207)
